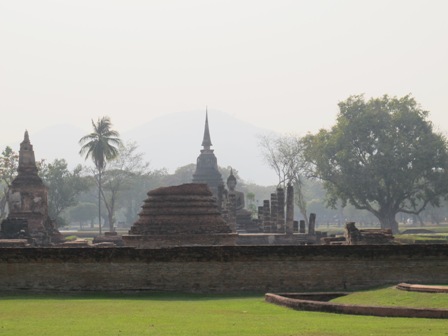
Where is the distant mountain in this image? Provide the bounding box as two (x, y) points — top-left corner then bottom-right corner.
(122, 109), (278, 186)
(7, 110), (278, 186)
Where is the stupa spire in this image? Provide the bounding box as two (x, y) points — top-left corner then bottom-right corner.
(17, 129), (38, 177)
(201, 108), (212, 149)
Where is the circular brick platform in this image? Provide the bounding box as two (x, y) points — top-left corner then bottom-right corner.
(396, 283), (448, 293)
(265, 292), (448, 319)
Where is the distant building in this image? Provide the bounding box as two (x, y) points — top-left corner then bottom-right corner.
(192, 111), (223, 197)
(0, 131), (63, 245)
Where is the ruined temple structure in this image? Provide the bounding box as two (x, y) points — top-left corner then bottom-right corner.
(237, 184), (327, 245)
(192, 111), (224, 197)
(123, 183), (237, 248)
(345, 222), (396, 245)
(0, 131), (63, 246)
(219, 169), (260, 233)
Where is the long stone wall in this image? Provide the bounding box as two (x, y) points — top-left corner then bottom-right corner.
(1, 245), (448, 293)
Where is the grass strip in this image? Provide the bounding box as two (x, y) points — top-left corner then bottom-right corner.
(332, 286), (448, 309)
(0, 292), (448, 335)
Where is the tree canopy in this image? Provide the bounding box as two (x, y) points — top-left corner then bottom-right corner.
(79, 116), (122, 234)
(39, 159), (90, 226)
(100, 141), (150, 230)
(303, 94), (448, 233)
(79, 116), (122, 171)
(259, 133), (309, 223)
(0, 147), (19, 219)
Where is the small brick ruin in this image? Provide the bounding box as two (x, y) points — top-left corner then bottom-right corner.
(123, 183), (236, 248)
(345, 222), (395, 245)
(0, 131), (63, 246)
(322, 222), (396, 245)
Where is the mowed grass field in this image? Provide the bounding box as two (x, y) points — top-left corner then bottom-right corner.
(1, 291), (448, 336)
(332, 285), (448, 309)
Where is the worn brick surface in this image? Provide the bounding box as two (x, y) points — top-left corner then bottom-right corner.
(1, 245), (448, 293)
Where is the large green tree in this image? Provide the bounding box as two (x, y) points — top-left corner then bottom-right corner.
(303, 94), (448, 233)
(39, 159), (91, 227)
(0, 146), (19, 219)
(68, 202), (97, 230)
(100, 141), (150, 231)
(79, 116), (122, 234)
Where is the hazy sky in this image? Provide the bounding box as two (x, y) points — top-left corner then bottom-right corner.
(1, 0), (447, 145)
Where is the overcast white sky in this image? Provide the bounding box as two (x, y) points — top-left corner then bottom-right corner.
(1, 0), (447, 144)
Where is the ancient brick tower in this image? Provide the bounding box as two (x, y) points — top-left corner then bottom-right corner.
(124, 183), (236, 248)
(192, 111), (223, 197)
(0, 131), (62, 245)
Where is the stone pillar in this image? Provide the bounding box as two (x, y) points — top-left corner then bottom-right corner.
(286, 184), (294, 235)
(270, 193), (278, 233)
(227, 193), (237, 232)
(308, 213), (316, 235)
(257, 206), (264, 231)
(276, 188), (285, 233)
(263, 200), (271, 233)
(299, 220), (306, 233)
(217, 183), (225, 212)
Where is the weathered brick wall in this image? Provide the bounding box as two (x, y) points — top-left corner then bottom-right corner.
(1, 245), (448, 293)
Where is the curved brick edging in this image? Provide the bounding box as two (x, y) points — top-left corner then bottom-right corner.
(396, 283), (448, 293)
(265, 293), (448, 319)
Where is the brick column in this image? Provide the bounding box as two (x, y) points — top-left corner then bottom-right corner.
(286, 184), (294, 234)
(263, 200), (271, 233)
(270, 193), (278, 233)
(299, 220), (306, 233)
(227, 193), (237, 232)
(276, 188), (285, 233)
(308, 213), (316, 235)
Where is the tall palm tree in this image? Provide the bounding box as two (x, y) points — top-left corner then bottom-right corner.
(79, 116), (122, 235)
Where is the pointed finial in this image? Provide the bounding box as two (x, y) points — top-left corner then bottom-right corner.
(201, 108), (212, 149)
(24, 130), (30, 142)
(227, 167), (237, 185)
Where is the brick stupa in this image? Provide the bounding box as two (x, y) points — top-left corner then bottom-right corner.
(0, 131), (63, 245)
(192, 111), (224, 197)
(123, 183), (236, 248)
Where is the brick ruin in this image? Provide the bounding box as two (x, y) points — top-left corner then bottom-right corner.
(233, 183), (326, 245)
(321, 222), (396, 245)
(2, 245), (448, 293)
(123, 183), (237, 248)
(191, 111), (223, 197)
(188, 112), (326, 244)
(0, 131), (63, 246)
(344, 222), (396, 245)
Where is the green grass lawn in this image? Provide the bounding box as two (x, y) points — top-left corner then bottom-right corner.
(332, 285), (448, 309)
(1, 292), (448, 336)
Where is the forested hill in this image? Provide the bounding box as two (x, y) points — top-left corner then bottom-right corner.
(11, 110), (278, 186)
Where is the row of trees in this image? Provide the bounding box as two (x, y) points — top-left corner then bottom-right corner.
(260, 94), (448, 233)
(1, 94), (446, 234)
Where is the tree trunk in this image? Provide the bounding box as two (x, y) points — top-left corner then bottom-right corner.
(378, 211), (399, 234)
(108, 204), (114, 232)
(417, 215), (424, 226)
(294, 188), (308, 226)
(98, 170), (102, 235)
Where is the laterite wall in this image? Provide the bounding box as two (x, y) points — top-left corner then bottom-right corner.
(1, 245), (447, 293)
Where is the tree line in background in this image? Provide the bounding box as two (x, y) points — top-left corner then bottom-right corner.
(1, 94), (448, 234)
(260, 94), (448, 233)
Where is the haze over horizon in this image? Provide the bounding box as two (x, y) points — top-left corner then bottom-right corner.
(1, 1), (447, 166)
